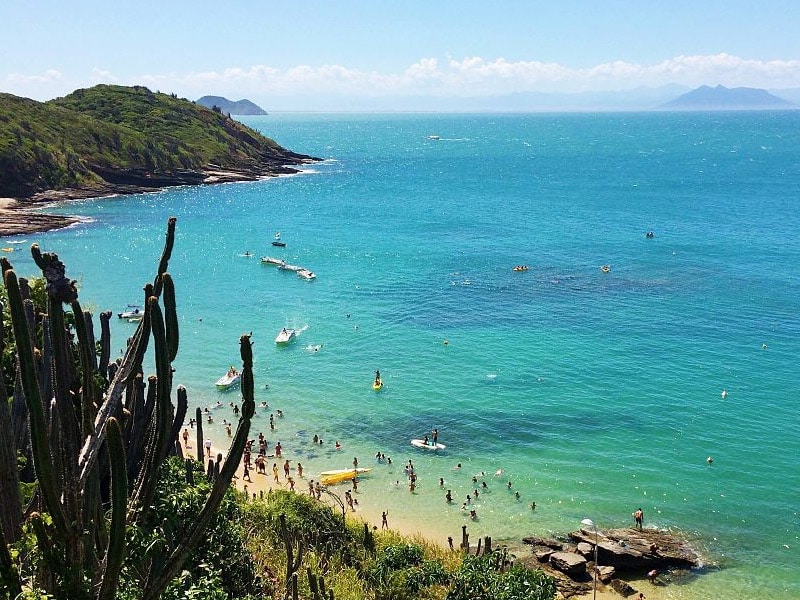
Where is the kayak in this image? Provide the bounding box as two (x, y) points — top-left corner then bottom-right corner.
(410, 439), (446, 451)
(319, 468), (371, 485)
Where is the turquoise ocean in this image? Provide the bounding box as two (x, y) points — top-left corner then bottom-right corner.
(5, 111), (799, 599)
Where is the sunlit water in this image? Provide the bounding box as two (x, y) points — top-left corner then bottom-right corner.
(6, 111), (799, 599)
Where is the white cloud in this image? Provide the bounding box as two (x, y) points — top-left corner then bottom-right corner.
(4, 54), (800, 104)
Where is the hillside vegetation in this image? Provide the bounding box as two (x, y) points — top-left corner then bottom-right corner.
(0, 84), (313, 199)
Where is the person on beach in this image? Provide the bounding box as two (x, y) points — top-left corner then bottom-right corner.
(204, 438), (212, 458)
(446, 490), (453, 503)
(272, 463), (279, 483)
(283, 459), (290, 479)
(288, 476), (295, 491)
(353, 456), (359, 468)
(297, 463), (303, 478)
(647, 569), (658, 583)
(634, 508), (644, 529)
(255, 455), (265, 474)
(275, 441), (282, 457)
(381, 511), (388, 529)
(182, 428), (189, 448)
(243, 463), (251, 482)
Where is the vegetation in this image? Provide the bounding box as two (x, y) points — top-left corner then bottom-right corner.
(0, 219), (556, 599)
(0, 85), (312, 198)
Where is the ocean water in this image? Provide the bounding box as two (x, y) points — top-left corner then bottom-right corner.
(5, 111), (799, 599)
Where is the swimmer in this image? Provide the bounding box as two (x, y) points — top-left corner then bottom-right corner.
(721, 389), (728, 398)
(707, 456), (713, 464)
(494, 469), (503, 477)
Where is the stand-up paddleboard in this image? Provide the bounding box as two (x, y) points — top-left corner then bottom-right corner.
(373, 380), (383, 391)
(410, 439), (446, 451)
(319, 467), (371, 485)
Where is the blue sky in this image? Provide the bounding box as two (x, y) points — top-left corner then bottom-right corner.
(2, 0), (799, 109)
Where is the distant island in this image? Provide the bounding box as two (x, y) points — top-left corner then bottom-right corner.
(660, 84), (796, 111)
(0, 85), (317, 235)
(196, 95), (268, 115)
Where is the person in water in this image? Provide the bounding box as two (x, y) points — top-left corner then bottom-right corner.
(374, 369), (381, 385)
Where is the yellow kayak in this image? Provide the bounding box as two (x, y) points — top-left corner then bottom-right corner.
(319, 468), (371, 485)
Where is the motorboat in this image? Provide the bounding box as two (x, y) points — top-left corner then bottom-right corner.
(277, 263), (302, 272)
(512, 265), (529, 272)
(118, 305), (143, 321)
(215, 368), (241, 390)
(427, 135), (441, 140)
(319, 468), (371, 486)
(297, 269), (316, 280)
(272, 240), (286, 247)
(600, 265), (611, 273)
(261, 256), (285, 266)
(275, 327), (297, 345)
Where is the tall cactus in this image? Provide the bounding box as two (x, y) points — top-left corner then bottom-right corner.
(0, 217), (252, 600)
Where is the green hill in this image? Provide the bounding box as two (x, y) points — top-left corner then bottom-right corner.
(0, 84), (314, 199)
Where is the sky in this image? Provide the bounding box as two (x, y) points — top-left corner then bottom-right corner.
(2, 0), (800, 110)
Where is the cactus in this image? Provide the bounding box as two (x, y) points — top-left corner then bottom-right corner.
(279, 512), (305, 599)
(0, 217), (254, 599)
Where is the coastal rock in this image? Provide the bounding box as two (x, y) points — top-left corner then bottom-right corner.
(576, 542), (594, 557)
(569, 527), (699, 571)
(522, 535), (565, 550)
(535, 548), (554, 562)
(549, 552), (587, 577)
(611, 578), (637, 597)
(597, 565), (616, 584)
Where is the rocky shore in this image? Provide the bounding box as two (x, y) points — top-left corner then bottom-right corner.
(516, 527), (702, 598)
(0, 162), (317, 237)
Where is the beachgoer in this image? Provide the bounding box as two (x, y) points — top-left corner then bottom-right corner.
(515, 491), (520, 500)
(637, 593), (646, 600)
(182, 428), (189, 448)
(647, 569), (658, 583)
(275, 442), (282, 457)
(375, 369), (381, 385)
(297, 463), (303, 478)
(313, 434), (319, 444)
(204, 438), (212, 458)
(439, 477), (444, 486)
(446, 490), (452, 503)
(432, 428), (438, 444)
(707, 456), (713, 464)
(283, 459), (290, 478)
(353, 457), (359, 468)
(351, 478), (358, 491)
(243, 464), (251, 482)
(272, 463), (279, 483)
(634, 508), (644, 529)
(288, 476), (295, 491)
(225, 424), (232, 437)
(381, 511), (388, 529)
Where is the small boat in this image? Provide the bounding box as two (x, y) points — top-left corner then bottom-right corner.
(512, 265), (529, 272)
(410, 439), (446, 451)
(272, 240), (286, 247)
(275, 327), (297, 345)
(215, 369), (241, 391)
(427, 135), (441, 140)
(277, 263), (302, 272)
(319, 467), (371, 486)
(600, 265), (611, 273)
(261, 256), (285, 266)
(118, 305), (143, 321)
(1, 247), (14, 253)
(297, 269), (316, 280)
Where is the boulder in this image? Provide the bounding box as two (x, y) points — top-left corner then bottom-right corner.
(577, 542), (594, 558)
(611, 579), (637, 597)
(550, 552), (587, 577)
(535, 548), (554, 563)
(597, 565), (616, 584)
(569, 527), (699, 571)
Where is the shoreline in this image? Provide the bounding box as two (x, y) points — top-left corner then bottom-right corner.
(184, 432), (679, 600)
(0, 162), (319, 237)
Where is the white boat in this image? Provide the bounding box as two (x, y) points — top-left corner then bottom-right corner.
(261, 256), (285, 266)
(319, 467), (372, 485)
(428, 135), (441, 140)
(297, 269), (316, 280)
(215, 369), (241, 390)
(277, 263), (302, 272)
(410, 439), (446, 451)
(275, 328), (297, 344)
(118, 305), (143, 321)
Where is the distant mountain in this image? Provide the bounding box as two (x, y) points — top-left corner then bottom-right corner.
(196, 95), (267, 115)
(660, 85), (796, 111)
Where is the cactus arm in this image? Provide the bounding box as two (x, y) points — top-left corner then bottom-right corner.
(195, 407), (204, 463)
(0, 302), (23, 543)
(97, 417), (127, 600)
(161, 273), (179, 363)
(141, 334), (255, 600)
(2, 268), (69, 539)
(168, 386), (188, 457)
(98, 311), (112, 380)
(152, 217), (177, 297)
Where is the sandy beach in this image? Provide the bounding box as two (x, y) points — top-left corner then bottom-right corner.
(180, 431), (663, 600)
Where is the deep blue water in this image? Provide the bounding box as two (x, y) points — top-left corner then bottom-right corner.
(5, 111), (799, 599)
